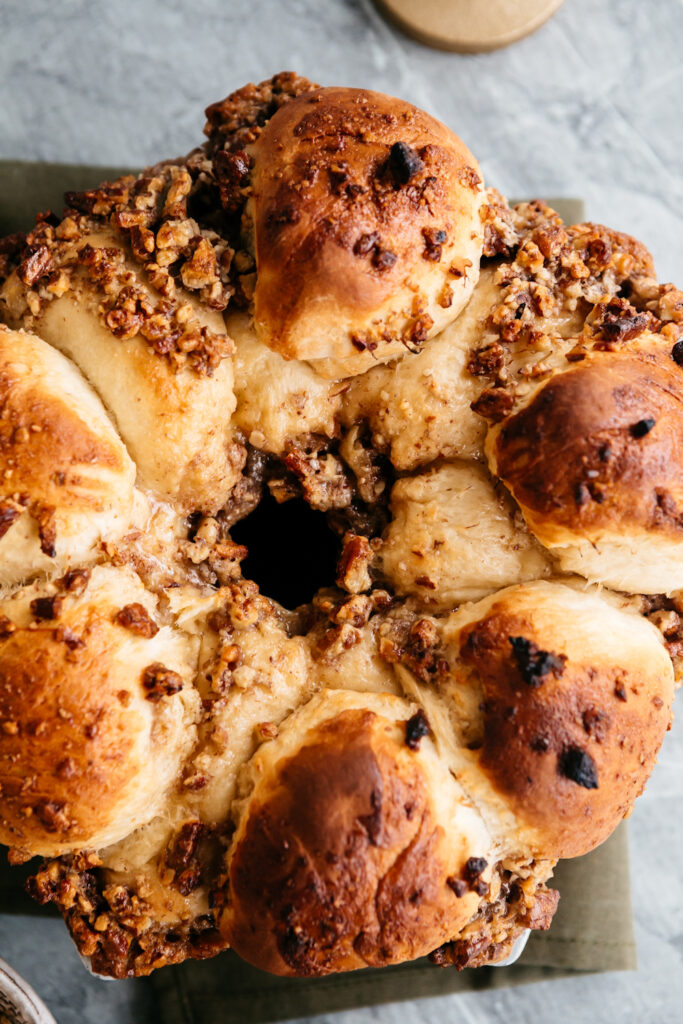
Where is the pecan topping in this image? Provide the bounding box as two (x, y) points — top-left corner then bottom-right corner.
(213, 149), (251, 213)
(470, 387), (514, 422)
(30, 595), (63, 621)
(53, 626), (84, 651)
(35, 800), (69, 832)
(353, 231), (380, 256)
(447, 858), (489, 900)
(35, 506), (57, 558)
(446, 876), (468, 898)
(372, 248), (397, 272)
(0, 503), (20, 540)
(58, 568), (91, 595)
(0, 614), (16, 639)
(592, 297), (650, 343)
(141, 663), (184, 702)
(582, 706), (609, 741)
(18, 244), (52, 286)
(115, 603), (159, 638)
(422, 226), (447, 262)
(336, 534), (372, 594)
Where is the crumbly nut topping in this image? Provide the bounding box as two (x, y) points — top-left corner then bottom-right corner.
(470, 190), (668, 421)
(26, 850), (225, 978)
(0, 75), (322, 377)
(432, 864), (559, 969)
(203, 71), (317, 154)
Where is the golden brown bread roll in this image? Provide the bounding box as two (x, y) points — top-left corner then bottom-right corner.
(0, 566), (200, 856)
(248, 85), (484, 378)
(0, 326), (139, 588)
(223, 690), (491, 975)
(0, 72), (680, 980)
(379, 461), (551, 606)
(387, 581), (674, 860)
(487, 332), (683, 593)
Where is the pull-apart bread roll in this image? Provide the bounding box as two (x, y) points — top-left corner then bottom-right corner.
(1, 205), (240, 513)
(224, 689), (491, 975)
(488, 331), (683, 593)
(0, 72), (680, 979)
(0, 327), (138, 588)
(0, 565), (199, 857)
(246, 86), (484, 379)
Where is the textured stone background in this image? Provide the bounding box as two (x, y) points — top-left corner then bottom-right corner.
(0, 1), (682, 1022)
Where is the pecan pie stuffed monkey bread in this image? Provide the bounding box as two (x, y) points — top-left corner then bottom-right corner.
(0, 73), (679, 980)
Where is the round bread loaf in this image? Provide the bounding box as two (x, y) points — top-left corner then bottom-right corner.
(0, 72), (679, 980)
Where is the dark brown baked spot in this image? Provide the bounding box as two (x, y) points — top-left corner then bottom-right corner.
(558, 746), (599, 789)
(389, 141), (424, 185)
(508, 636), (566, 688)
(405, 709), (430, 751)
(629, 417), (656, 438)
(446, 876), (468, 897)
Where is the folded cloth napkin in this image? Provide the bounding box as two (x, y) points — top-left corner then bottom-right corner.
(0, 829), (636, 1022)
(147, 828), (636, 1024)
(0, 165), (636, 1021)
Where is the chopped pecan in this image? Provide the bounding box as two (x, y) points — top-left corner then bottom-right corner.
(141, 663), (184, 702)
(115, 603), (159, 638)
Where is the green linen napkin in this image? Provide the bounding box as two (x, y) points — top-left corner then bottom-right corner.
(0, 164), (635, 1020)
(147, 828), (636, 1024)
(0, 829), (636, 1021)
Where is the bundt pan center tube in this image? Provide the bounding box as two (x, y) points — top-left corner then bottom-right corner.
(0, 72), (679, 979)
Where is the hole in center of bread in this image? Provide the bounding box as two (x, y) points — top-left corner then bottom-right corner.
(231, 490), (340, 610)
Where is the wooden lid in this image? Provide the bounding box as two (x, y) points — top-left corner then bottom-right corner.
(374, 0), (565, 53)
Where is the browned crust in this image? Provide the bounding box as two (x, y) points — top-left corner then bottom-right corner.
(223, 708), (478, 975)
(0, 588), (169, 852)
(0, 335), (126, 555)
(493, 347), (683, 543)
(459, 603), (672, 858)
(251, 86), (481, 359)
